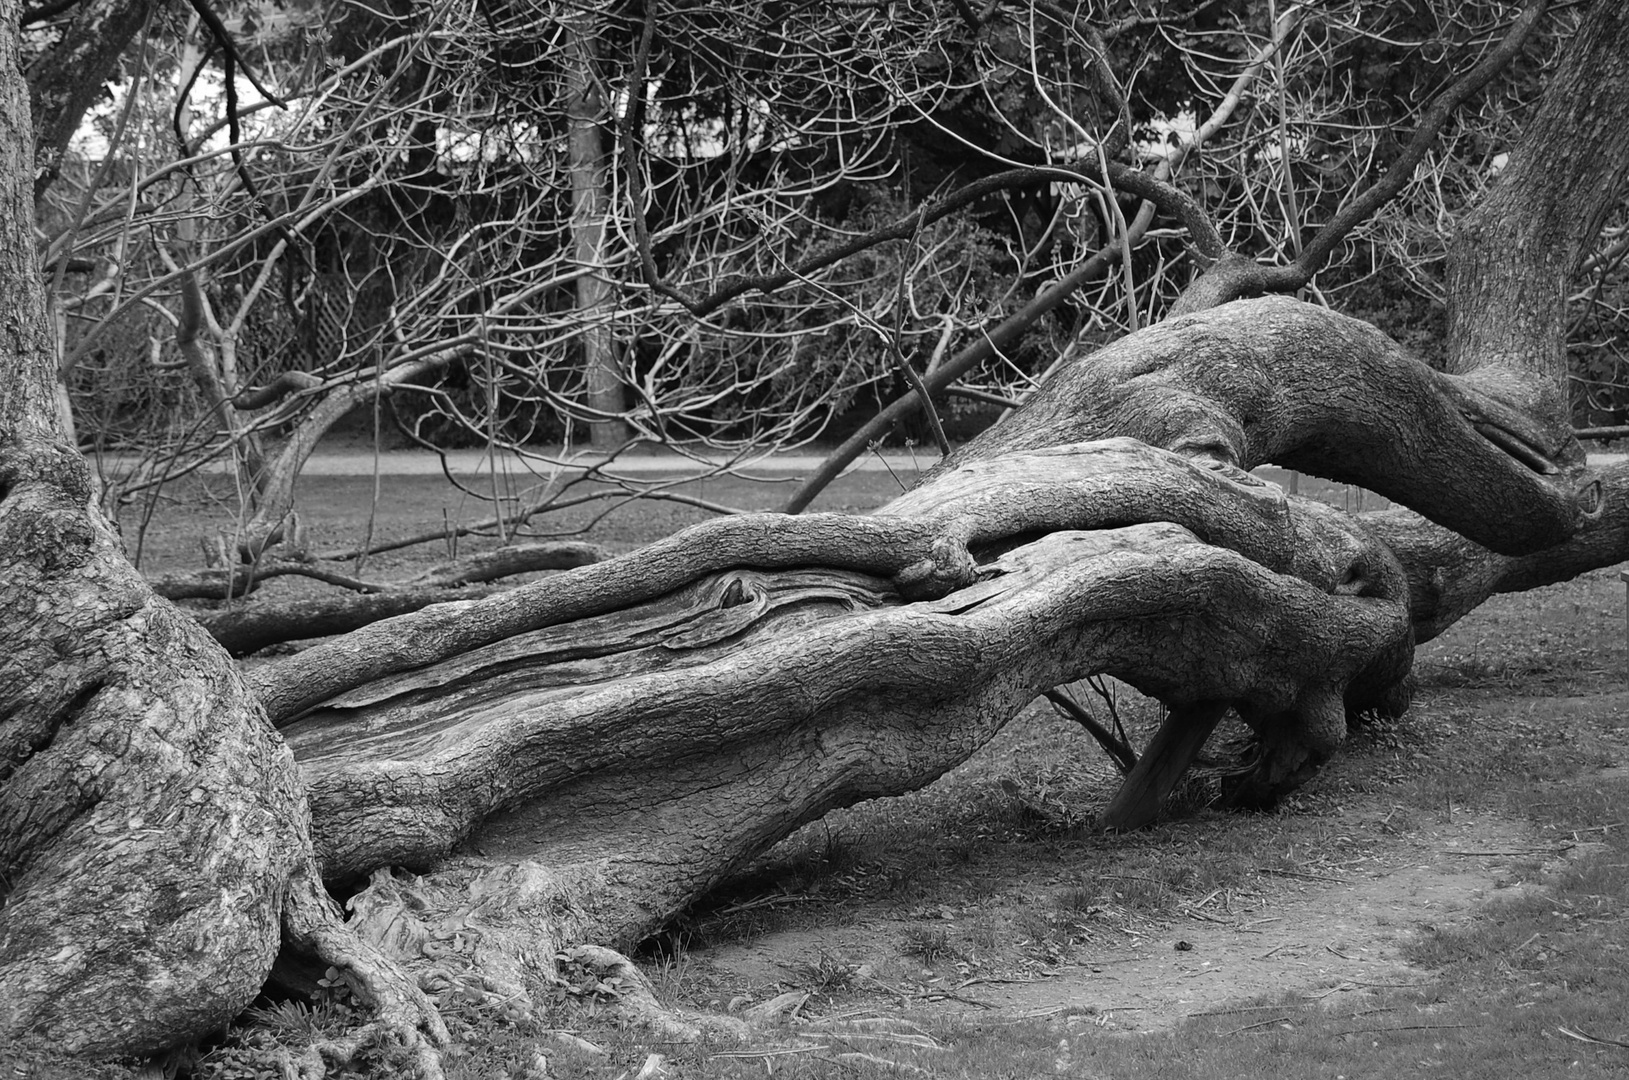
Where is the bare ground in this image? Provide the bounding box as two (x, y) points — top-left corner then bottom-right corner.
(649, 663), (1629, 1036)
(686, 806), (1574, 1031)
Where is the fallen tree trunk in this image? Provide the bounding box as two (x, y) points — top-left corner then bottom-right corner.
(929, 296), (1598, 558)
(256, 280), (1623, 1007)
(252, 437), (1411, 949)
(1367, 459), (1629, 645)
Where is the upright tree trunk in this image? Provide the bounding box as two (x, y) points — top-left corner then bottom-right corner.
(2, 15), (287, 1047)
(1, 11), (439, 1058)
(564, 4), (627, 449)
(23, 0), (155, 200)
(170, 39), (268, 529)
(1444, 1), (1629, 425)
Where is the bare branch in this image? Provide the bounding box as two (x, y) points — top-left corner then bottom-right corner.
(1175, 0), (1551, 311)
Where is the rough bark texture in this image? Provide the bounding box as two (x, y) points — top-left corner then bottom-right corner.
(1, 7), (442, 1061)
(1, 9), (308, 1039)
(931, 297), (1596, 559)
(0, 440), (302, 1052)
(1367, 458), (1629, 645)
(235, 0), (1629, 973)
(255, 442), (1408, 947)
(1443, 1), (1629, 421)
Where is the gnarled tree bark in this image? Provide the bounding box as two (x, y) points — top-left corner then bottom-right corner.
(0, 7), (444, 1063)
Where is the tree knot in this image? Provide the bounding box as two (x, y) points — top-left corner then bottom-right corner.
(892, 537), (979, 601)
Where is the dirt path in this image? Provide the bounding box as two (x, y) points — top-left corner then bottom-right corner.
(686, 809), (1574, 1032)
(971, 815), (1549, 1029)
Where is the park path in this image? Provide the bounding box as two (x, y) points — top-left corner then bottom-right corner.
(87, 445), (1628, 478)
(84, 445), (929, 478)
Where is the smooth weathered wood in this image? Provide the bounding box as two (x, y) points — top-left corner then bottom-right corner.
(198, 585), (503, 656)
(162, 540), (607, 601)
(255, 439), (1404, 725)
(932, 296), (1595, 558)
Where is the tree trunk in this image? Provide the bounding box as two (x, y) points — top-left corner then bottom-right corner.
(179, 540), (608, 655)
(250, 439), (1409, 955)
(24, 0), (154, 200)
(1, 10), (441, 1060)
(245, 0), (1629, 951)
(1443, 1), (1629, 425)
(564, 6), (627, 449)
(0, 450), (312, 1052)
(1, 20), (298, 1043)
(170, 39), (269, 524)
(217, 350), (465, 561)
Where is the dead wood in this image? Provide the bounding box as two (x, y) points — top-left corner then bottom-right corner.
(152, 541), (607, 602)
(196, 585), (501, 656)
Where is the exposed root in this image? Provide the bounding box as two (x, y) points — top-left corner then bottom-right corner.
(280, 868), (449, 1079)
(273, 1022), (441, 1080)
(562, 945), (749, 1042)
(325, 861), (762, 1044)
(744, 991), (811, 1022)
(339, 860), (592, 1025)
(710, 1016), (948, 1076)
